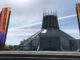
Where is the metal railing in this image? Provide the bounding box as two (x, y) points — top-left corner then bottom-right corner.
(0, 51), (80, 60)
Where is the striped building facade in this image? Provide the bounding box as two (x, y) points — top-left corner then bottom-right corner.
(0, 8), (11, 48)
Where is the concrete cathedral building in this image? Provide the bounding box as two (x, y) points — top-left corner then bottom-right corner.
(17, 11), (80, 51)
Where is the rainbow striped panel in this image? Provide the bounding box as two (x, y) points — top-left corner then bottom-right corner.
(0, 8), (11, 48)
(0, 12), (2, 48)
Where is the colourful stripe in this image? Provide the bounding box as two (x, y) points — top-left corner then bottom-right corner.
(76, 3), (80, 32)
(0, 8), (10, 48)
(0, 12), (1, 23)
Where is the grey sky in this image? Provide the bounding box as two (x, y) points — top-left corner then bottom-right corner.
(0, 0), (80, 45)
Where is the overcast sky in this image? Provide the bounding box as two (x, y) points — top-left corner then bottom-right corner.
(0, 0), (80, 45)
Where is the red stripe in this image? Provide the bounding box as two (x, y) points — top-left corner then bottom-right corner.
(1, 8), (8, 33)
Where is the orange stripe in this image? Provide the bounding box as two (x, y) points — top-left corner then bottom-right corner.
(1, 8), (5, 32)
(0, 8), (10, 33)
(2, 8), (6, 32)
(0, 12), (2, 32)
(3, 8), (8, 31)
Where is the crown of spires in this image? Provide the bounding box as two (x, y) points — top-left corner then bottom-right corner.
(43, 9), (57, 16)
(42, 10), (59, 29)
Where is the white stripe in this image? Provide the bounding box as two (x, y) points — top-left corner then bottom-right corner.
(7, 29), (79, 37)
(8, 22), (41, 30)
(7, 32), (35, 36)
(8, 29), (40, 32)
(58, 14), (76, 20)
(9, 14), (76, 30)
